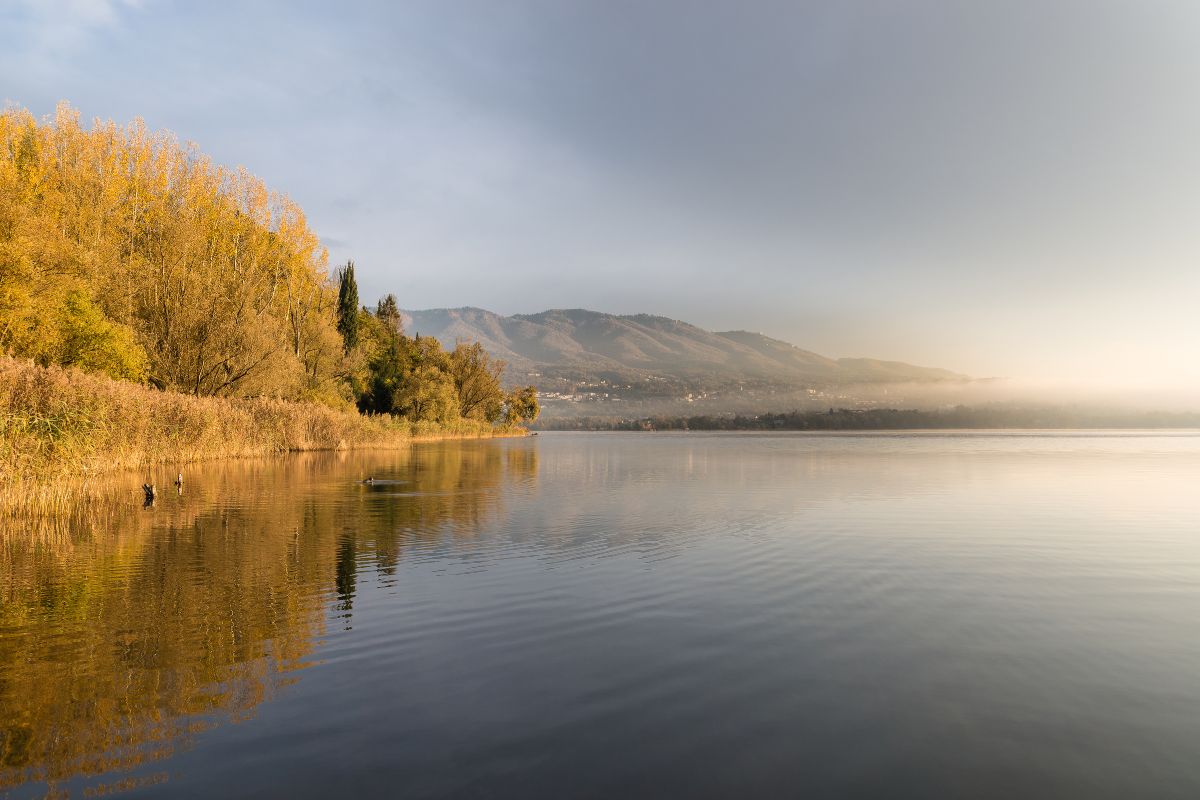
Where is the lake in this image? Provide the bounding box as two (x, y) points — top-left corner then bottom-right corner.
(2, 432), (1200, 798)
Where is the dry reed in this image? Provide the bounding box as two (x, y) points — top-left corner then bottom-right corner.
(0, 357), (514, 516)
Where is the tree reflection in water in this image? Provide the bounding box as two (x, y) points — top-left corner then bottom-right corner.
(0, 440), (537, 796)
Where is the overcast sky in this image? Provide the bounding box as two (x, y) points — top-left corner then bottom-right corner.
(4, 0), (1199, 390)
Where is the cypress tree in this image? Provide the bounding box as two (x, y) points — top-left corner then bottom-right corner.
(336, 261), (360, 351)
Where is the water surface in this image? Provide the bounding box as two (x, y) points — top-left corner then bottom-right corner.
(3, 432), (1200, 798)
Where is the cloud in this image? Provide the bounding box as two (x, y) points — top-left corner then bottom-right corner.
(4, 0), (142, 57)
(2, 0), (1199, 390)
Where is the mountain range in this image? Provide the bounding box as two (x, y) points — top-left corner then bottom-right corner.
(400, 307), (966, 390)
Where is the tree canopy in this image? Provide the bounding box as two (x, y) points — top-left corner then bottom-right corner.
(1, 103), (340, 400)
(0, 103), (539, 426)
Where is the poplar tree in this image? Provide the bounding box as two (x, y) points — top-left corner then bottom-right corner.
(0, 103), (340, 398)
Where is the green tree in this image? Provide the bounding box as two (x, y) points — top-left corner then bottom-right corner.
(393, 364), (459, 423)
(357, 325), (411, 415)
(448, 342), (506, 422)
(46, 290), (149, 381)
(391, 336), (458, 423)
(335, 261), (360, 352)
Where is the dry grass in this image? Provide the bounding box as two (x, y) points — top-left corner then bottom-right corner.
(0, 357), (514, 516)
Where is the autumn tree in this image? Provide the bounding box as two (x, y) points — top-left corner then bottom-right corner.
(0, 103), (339, 398)
(0, 103), (529, 426)
(504, 385), (540, 425)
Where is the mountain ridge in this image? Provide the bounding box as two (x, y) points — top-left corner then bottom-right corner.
(399, 307), (966, 387)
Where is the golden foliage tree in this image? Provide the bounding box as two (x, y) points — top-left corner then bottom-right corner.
(0, 103), (345, 401)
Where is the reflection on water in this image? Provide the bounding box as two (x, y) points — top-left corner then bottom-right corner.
(2, 432), (1200, 798)
(0, 441), (537, 797)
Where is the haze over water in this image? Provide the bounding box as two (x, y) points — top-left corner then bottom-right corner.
(3, 432), (1200, 798)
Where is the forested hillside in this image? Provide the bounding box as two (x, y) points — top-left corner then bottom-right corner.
(401, 306), (966, 386)
(401, 306), (967, 417)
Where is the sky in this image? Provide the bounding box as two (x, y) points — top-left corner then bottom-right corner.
(3, 0), (1199, 393)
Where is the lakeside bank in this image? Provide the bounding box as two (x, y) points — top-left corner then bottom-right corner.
(0, 357), (524, 516)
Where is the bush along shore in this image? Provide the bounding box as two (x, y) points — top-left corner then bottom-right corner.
(0, 357), (524, 516)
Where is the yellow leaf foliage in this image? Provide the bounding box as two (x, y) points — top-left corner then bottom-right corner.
(0, 102), (343, 400)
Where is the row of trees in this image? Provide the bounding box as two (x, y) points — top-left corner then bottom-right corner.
(0, 103), (537, 425)
(537, 406), (1200, 430)
(334, 264), (537, 425)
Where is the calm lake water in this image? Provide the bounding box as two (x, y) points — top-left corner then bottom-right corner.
(2, 431), (1200, 798)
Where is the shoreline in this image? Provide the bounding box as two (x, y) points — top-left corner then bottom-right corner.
(2, 428), (529, 520)
(532, 427), (1200, 434)
(1, 357), (527, 518)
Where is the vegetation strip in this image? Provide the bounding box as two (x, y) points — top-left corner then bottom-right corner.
(0, 104), (538, 516)
(0, 356), (527, 516)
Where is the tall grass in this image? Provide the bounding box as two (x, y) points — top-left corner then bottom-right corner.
(0, 357), (513, 516)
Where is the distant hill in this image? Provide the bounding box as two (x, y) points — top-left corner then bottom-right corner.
(400, 307), (965, 387)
